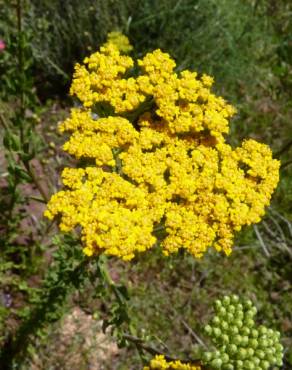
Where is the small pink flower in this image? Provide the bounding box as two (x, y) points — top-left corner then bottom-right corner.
(0, 40), (6, 51)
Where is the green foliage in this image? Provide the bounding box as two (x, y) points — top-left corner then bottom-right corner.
(0, 0), (46, 242)
(0, 0), (50, 354)
(0, 0), (281, 98)
(129, 0), (274, 94)
(0, 235), (88, 368)
(16, 0), (131, 93)
(0, 235), (134, 369)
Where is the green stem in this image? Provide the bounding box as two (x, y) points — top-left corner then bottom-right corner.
(0, 111), (9, 131)
(23, 161), (49, 202)
(99, 256), (125, 306)
(16, 0), (25, 119)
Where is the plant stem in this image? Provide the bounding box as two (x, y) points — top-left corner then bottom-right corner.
(123, 333), (203, 366)
(23, 161), (49, 202)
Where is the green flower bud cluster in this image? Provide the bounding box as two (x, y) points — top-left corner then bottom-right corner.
(202, 295), (283, 369)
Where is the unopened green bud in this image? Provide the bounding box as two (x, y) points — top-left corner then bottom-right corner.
(265, 347), (276, 355)
(249, 338), (258, 349)
(253, 357), (260, 366)
(214, 350), (221, 358)
(243, 299), (253, 308)
(274, 330), (281, 339)
(260, 360), (270, 370)
(213, 327), (222, 337)
(221, 334), (229, 344)
(267, 354), (276, 364)
(231, 294), (239, 303)
(266, 348), (273, 356)
(226, 313), (234, 323)
(267, 328), (274, 336)
(219, 306), (227, 316)
(258, 338), (268, 348)
(228, 305), (235, 314)
(237, 348), (247, 360)
(227, 343), (237, 355)
(236, 311), (244, 320)
(234, 319), (243, 328)
(223, 296), (231, 306)
(241, 327), (250, 336)
(205, 324), (212, 335)
(241, 335), (249, 346)
(211, 358), (223, 368)
(245, 310), (255, 319)
(271, 334), (278, 343)
(215, 299), (222, 309)
(230, 326), (239, 335)
(223, 365), (234, 370)
(259, 326), (268, 335)
(202, 351), (213, 363)
(275, 343), (283, 353)
(246, 347), (254, 357)
(276, 355), (283, 366)
(234, 334), (242, 345)
(250, 306), (257, 315)
(221, 321), (229, 331)
(245, 360), (255, 369)
(251, 329), (259, 338)
(221, 353), (229, 363)
(213, 316), (221, 325)
(236, 360), (244, 368)
(255, 349), (265, 359)
(237, 303), (243, 311)
(245, 319), (255, 328)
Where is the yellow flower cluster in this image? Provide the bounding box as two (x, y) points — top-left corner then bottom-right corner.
(103, 31), (133, 53)
(45, 35), (280, 260)
(143, 355), (201, 370)
(70, 43), (236, 140)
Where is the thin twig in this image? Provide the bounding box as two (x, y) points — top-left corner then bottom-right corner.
(28, 196), (47, 204)
(269, 215), (287, 244)
(181, 319), (207, 349)
(170, 306), (208, 352)
(262, 221), (280, 240)
(233, 245), (260, 251)
(123, 333), (202, 366)
(269, 208), (292, 237)
(253, 225), (270, 257)
(23, 161), (49, 202)
(0, 111), (9, 130)
(123, 333), (175, 360)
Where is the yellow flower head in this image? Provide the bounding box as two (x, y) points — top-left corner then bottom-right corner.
(103, 31), (133, 53)
(143, 355), (201, 370)
(45, 37), (279, 261)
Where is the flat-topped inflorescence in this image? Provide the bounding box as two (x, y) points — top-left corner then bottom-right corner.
(45, 33), (280, 261)
(202, 295), (284, 369)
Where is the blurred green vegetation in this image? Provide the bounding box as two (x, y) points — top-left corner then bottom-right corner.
(1, 0), (291, 98)
(0, 0), (291, 369)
